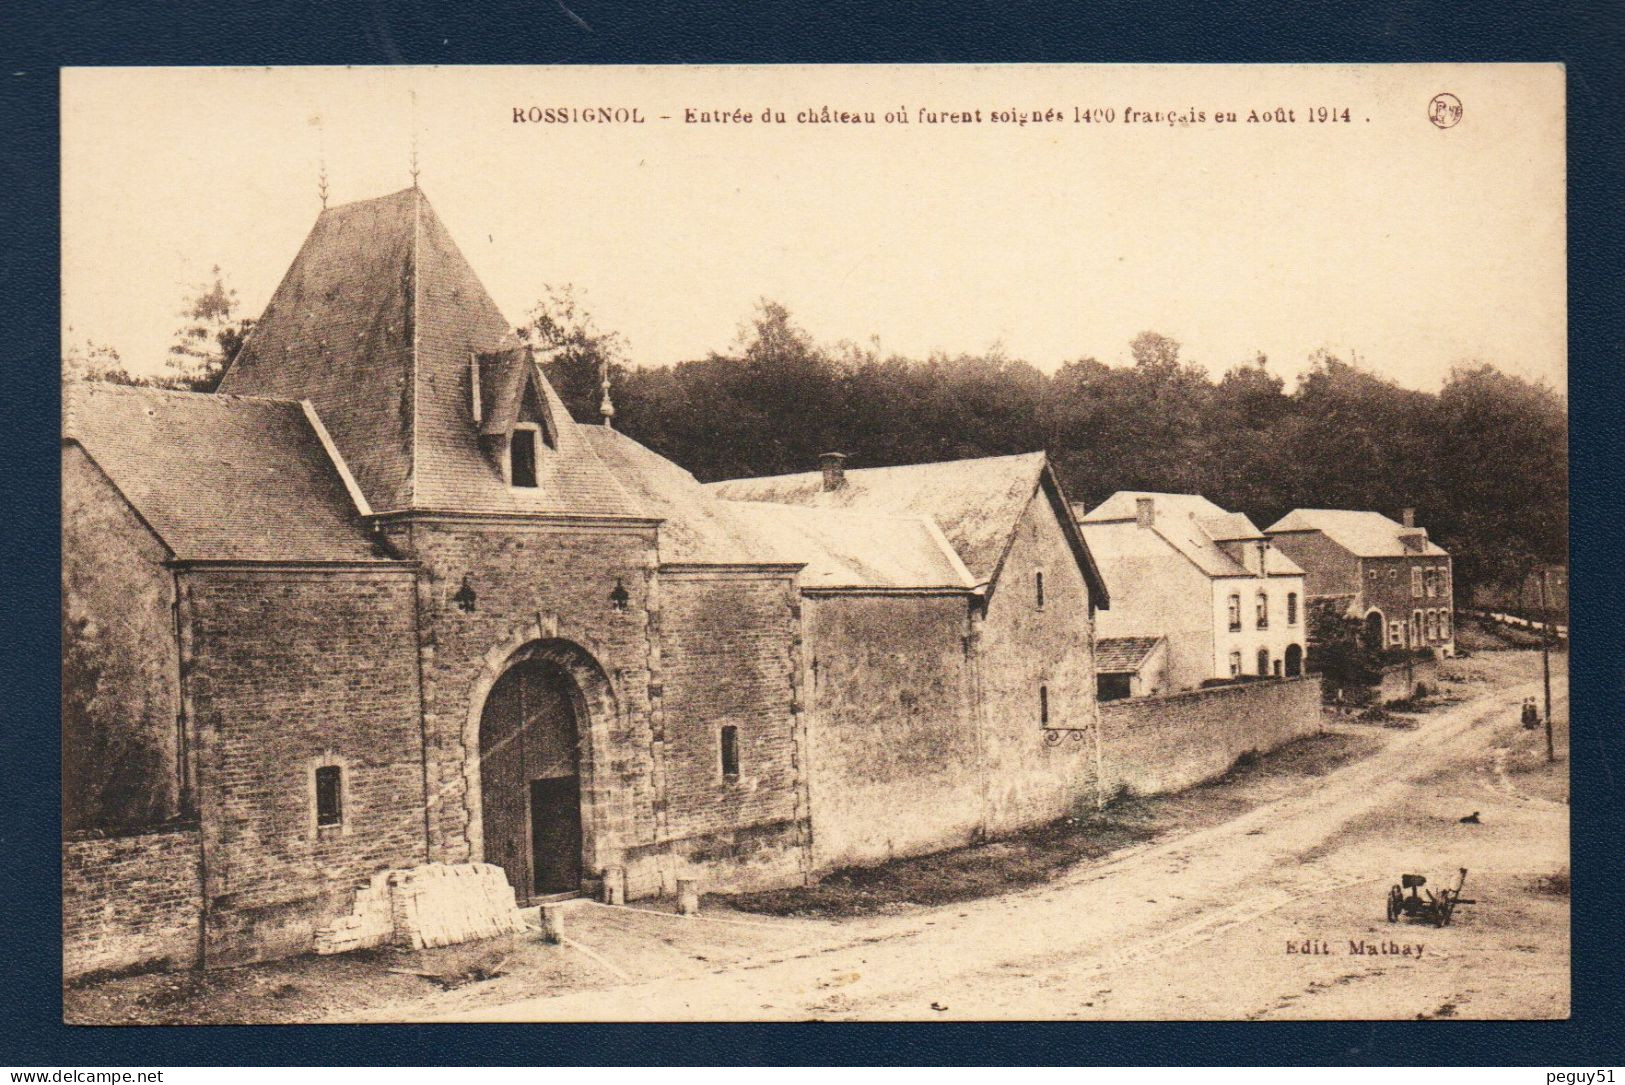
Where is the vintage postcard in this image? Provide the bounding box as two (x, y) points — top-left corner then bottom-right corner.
(60, 63), (1567, 1023)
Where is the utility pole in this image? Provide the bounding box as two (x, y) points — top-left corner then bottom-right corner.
(1538, 566), (1554, 762)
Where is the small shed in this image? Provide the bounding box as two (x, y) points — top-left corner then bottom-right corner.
(1095, 635), (1169, 701)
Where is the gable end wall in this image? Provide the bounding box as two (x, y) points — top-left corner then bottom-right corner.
(979, 490), (1100, 833)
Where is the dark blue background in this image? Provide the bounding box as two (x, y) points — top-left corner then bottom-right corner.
(3, 0), (1620, 1066)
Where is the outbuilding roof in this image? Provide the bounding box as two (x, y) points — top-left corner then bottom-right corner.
(725, 503), (973, 591)
(707, 452), (1108, 604)
(1094, 635), (1166, 674)
(62, 381), (382, 563)
(1267, 508), (1449, 558)
(577, 423), (771, 565)
(580, 424), (973, 590)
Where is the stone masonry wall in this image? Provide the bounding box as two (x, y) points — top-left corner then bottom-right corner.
(184, 567), (429, 967)
(803, 593), (980, 870)
(1361, 555), (1455, 652)
(981, 491), (1100, 835)
(649, 570), (808, 893)
(61, 445), (184, 832)
(1100, 675), (1323, 798)
(390, 519), (662, 890)
(63, 827), (201, 981)
(1267, 529), (1362, 599)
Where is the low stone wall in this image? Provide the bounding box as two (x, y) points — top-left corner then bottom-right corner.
(63, 826), (202, 981)
(1100, 676), (1323, 798)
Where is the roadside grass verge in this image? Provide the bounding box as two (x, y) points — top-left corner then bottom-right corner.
(714, 730), (1383, 919)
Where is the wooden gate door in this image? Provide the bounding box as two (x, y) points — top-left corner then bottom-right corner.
(479, 657), (584, 902)
(522, 665), (582, 895)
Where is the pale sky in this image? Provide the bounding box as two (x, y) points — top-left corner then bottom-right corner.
(62, 65), (1566, 393)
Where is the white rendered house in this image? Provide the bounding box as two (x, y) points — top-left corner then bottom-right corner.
(1077, 492), (1308, 693)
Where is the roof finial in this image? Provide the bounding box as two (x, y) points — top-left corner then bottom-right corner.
(409, 89), (421, 189)
(311, 113), (329, 208)
(599, 356), (616, 428)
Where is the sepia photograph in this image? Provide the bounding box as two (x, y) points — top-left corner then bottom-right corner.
(58, 63), (1568, 1025)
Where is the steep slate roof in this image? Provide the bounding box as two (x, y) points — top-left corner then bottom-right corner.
(726, 503), (972, 591)
(707, 452), (1107, 603)
(580, 424), (971, 589)
(1267, 509), (1449, 558)
(476, 347), (533, 438)
(1094, 636), (1166, 674)
(577, 424), (770, 565)
(1078, 492), (1301, 578)
(62, 381), (380, 562)
(218, 188), (640, 519)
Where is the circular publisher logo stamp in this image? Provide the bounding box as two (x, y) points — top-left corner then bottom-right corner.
(1429, 93), (1463, 129)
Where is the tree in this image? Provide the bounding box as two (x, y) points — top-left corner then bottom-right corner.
(162, 265), (254, 392)
(519, 284), (631, 424)
(1428, 364), (1568, 595)
(1304, 597), (1383, 705)
(62, 338), (144, 386)
(499, 291), (1563, 601)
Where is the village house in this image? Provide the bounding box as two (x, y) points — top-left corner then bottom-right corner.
(1265, 508), (1455, 656)
(60, 186), (1111, 977)
(1075, 493), (1308, 693)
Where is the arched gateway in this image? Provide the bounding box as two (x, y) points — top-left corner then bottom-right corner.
(1363, 609), (1386, 650)
(474, 640), (609, 901)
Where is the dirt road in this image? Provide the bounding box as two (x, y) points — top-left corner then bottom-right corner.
(398, 652), (1570, 1022)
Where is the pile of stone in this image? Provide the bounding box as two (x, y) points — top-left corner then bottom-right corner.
(315, 862), (527, 955)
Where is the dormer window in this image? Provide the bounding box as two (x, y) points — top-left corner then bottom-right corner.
(510, 424), (539, 488)
(475, 347), (558, 486)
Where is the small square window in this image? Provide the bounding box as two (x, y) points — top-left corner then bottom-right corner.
(315, 765), (343, 827)
(720, 725), (740, 780)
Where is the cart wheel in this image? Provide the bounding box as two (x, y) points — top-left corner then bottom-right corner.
(1386, 885), (1403, 922)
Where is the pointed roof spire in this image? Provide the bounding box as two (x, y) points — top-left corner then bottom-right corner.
(409, 89), (421, 189)
(216, 188), (639, 519)
(311, 112), (329, 209)
(599, 356), (616, 428)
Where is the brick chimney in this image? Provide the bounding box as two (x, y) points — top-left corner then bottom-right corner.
(820, 452), (848, 492)
(1136, 497), (1155, 529)
(1398, 507), (1428, 552)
